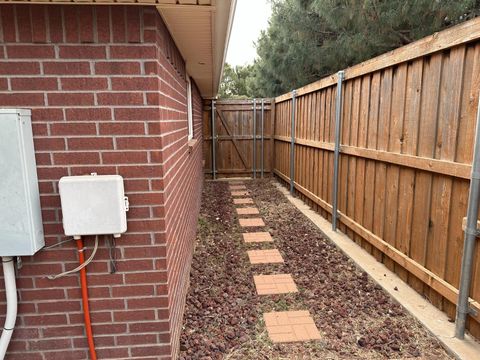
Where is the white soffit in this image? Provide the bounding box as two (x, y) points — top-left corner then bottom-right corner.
(157, 0), (236, 97)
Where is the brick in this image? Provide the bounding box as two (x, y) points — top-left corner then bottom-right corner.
(243, 232), (273, 243)
(95, 61), (141, 75)
(97, 92), (144, 106)
(116, 137), (162, 150)
(1, 6), (16, 42)
(11, 77), (58, 91)
(253, 274), (298, 295)
(33, 138), (66, 151)
(99, 122), (146, 135)
(50, 122), (97, 136)
(110, 45), (156, 59)
(6, 45), (55, 58)
(17, 8), (32, 42)
(53, 152), (100, 165)
(32, 108), (64, 121)
(111, 7), (126, 43)
(247, 249), (284, 264)
(239, 218), (265, 227)
(31, 8), (48, 43)
(61, 77), (108, 91)
(114, 310), (155, 322)
(43, 62), (91, 75)
(114, 107), (160, 121)
(96, 6), (111, 43)
(48, 93), (94, 106)
(102, 151), (148, 164)
(59, 45), (106, 59)
(78, 7), (95, 43)
(0, 93), (44, 106)
(111, 77), (159, 91)
(68, 137), (114, 150)
(65, 108), (111, 121)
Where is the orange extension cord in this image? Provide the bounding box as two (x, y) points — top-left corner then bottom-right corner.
(76, 238), (97, 360)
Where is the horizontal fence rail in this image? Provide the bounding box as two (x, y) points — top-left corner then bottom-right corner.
(272, 17), (480, 339)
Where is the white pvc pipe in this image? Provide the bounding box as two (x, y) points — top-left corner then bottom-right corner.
(0, 257), (17, 360)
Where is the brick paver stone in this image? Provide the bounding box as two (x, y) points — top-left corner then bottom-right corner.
(247, 249), (284, 264)
(233, 198), (254, 205)
(254, 274), (298, 295)
(236, 207), (260, 215)
(229, 181), (244, 185)
(243, 232), (273, 243)
(239, 218), (265, 227)
(264, 311), (321, 343)
(229, 185), (247, 190)
(231, 190), (249, 197)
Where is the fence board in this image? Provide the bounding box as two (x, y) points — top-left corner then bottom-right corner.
(272, 17), (480, 339)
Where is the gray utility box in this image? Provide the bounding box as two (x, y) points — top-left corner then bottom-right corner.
(0, 109), (44, 256)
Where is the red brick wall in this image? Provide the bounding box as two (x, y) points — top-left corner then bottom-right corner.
(0, 5), (203, 359)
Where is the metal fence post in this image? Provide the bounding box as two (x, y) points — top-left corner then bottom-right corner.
(332, 70), (345, 231)
(261, 99), (265, 178)
(290, 90), (296, 194)
(455, 95), (480, 339)
(211, 99), (216, 180)
(253, 98), (257, 179)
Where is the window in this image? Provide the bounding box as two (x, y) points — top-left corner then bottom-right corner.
(186, 76), (193, 140)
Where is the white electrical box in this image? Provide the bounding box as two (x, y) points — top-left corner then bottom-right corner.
(59, 174), (128, 238)
(0, 109), (44, 256)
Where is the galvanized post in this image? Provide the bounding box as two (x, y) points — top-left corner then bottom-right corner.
(261, 99), (265, 178)
(332, 71), (345, 231)
(211, 99), (216, 180)
(455, 95), (480, 339)
(253, 98), (257, 179)
(290, 90), (296, 194)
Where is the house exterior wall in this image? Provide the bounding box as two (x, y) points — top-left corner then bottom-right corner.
(0, 4), (203, 359)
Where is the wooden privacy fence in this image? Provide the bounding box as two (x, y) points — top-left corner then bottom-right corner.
(273, 17), (480, 338)
(203, 99), (273, 178)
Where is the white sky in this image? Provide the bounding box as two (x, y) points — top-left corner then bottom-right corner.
(226, 0), (272, 66)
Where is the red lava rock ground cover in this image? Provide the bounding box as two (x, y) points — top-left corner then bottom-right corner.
(179, 179), (451, 359)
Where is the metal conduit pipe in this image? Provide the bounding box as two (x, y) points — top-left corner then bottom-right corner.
(332, 70), (345, 231)
(455, 95), (480, 339)
(0, 257), (17, 360)
(290, 90), (296, 194)
(253, 98), (257, 179)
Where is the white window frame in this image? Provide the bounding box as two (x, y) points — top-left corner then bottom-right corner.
(186, 76), (194, 141)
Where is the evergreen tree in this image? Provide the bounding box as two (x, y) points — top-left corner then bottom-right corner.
(251, 0), (480, 97)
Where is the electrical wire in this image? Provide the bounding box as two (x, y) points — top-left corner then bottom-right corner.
(47, 237), (99, 280)
(107, 235), (117, 274)
(43, 237), (75, 250)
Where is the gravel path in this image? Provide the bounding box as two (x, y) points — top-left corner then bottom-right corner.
(179, 179), (451, 359)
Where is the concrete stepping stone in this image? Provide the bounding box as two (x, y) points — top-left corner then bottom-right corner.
(231, 190), (249, 197)
(247, 249), (284, 264)
(239, 218), (265, 227)
(264, 310), (321, 343)
(243, 232), (273, 243)
(236, 207), (259, 215)
(233, 198), (253, 205)
(229, 185), (247, 190)
(254, 274), (298, 295)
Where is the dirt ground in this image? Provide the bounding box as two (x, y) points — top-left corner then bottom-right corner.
(179, 179), (451, 360)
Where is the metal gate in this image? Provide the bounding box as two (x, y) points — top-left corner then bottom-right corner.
(203, 99), (273, 179)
